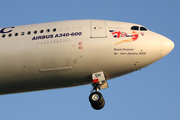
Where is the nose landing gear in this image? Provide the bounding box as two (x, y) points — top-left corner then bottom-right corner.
(89, 71), (108, 110)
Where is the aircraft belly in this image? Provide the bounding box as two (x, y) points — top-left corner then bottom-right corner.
(0, 76), (91, 95)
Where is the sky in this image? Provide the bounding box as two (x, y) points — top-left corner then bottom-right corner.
(0, 0), (179, 120)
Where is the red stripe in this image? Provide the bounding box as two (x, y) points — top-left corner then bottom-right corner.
(93, 79), (98, 83)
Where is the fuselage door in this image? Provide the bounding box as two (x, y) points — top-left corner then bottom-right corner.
(37, 40), (72, 72)
(90, 20), (107, 38)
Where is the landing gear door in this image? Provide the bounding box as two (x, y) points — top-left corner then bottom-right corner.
(92, 71), (108, 90)
(90, 20), (107, 38)
(92, 71), (106, 83)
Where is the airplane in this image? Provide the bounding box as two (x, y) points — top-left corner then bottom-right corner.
(0, 19), (174, 110)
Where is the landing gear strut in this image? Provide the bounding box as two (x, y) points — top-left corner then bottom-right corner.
(89, 71), (108, 110)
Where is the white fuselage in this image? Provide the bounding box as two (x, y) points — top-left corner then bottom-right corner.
(0, 20), (174, 95)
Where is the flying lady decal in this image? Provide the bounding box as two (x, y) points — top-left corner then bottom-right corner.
(109, 30), (144, 45)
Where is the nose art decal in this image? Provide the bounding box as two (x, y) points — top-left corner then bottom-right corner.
(109, 30), (144, 45)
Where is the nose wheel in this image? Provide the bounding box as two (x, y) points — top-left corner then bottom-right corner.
(89, 92), (105, 110)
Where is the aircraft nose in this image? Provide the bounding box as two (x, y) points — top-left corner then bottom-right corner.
(160, 35), (174, 58)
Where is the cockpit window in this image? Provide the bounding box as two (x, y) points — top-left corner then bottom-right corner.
(131, 26), (139, 30)
(140, 26), (147, 31)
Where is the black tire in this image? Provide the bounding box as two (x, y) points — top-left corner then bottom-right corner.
(89, 92), (103, 105)
(91, 99), (105, 110)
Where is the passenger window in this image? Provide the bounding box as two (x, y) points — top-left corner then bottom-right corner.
(47, 29), (50, 32)
(21, 32), (25, 36)
(15, 33), (18, 36)
(140, 26), (147, 31)
(2, 34), (5, 38)
(53, 28), (56, 32)
(40, 30), (44, 33)
(34, 30), (37, 34)
(9, 33), (12, 37)
(131, 26), (139, 30)
(27, 31), (31, 35)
